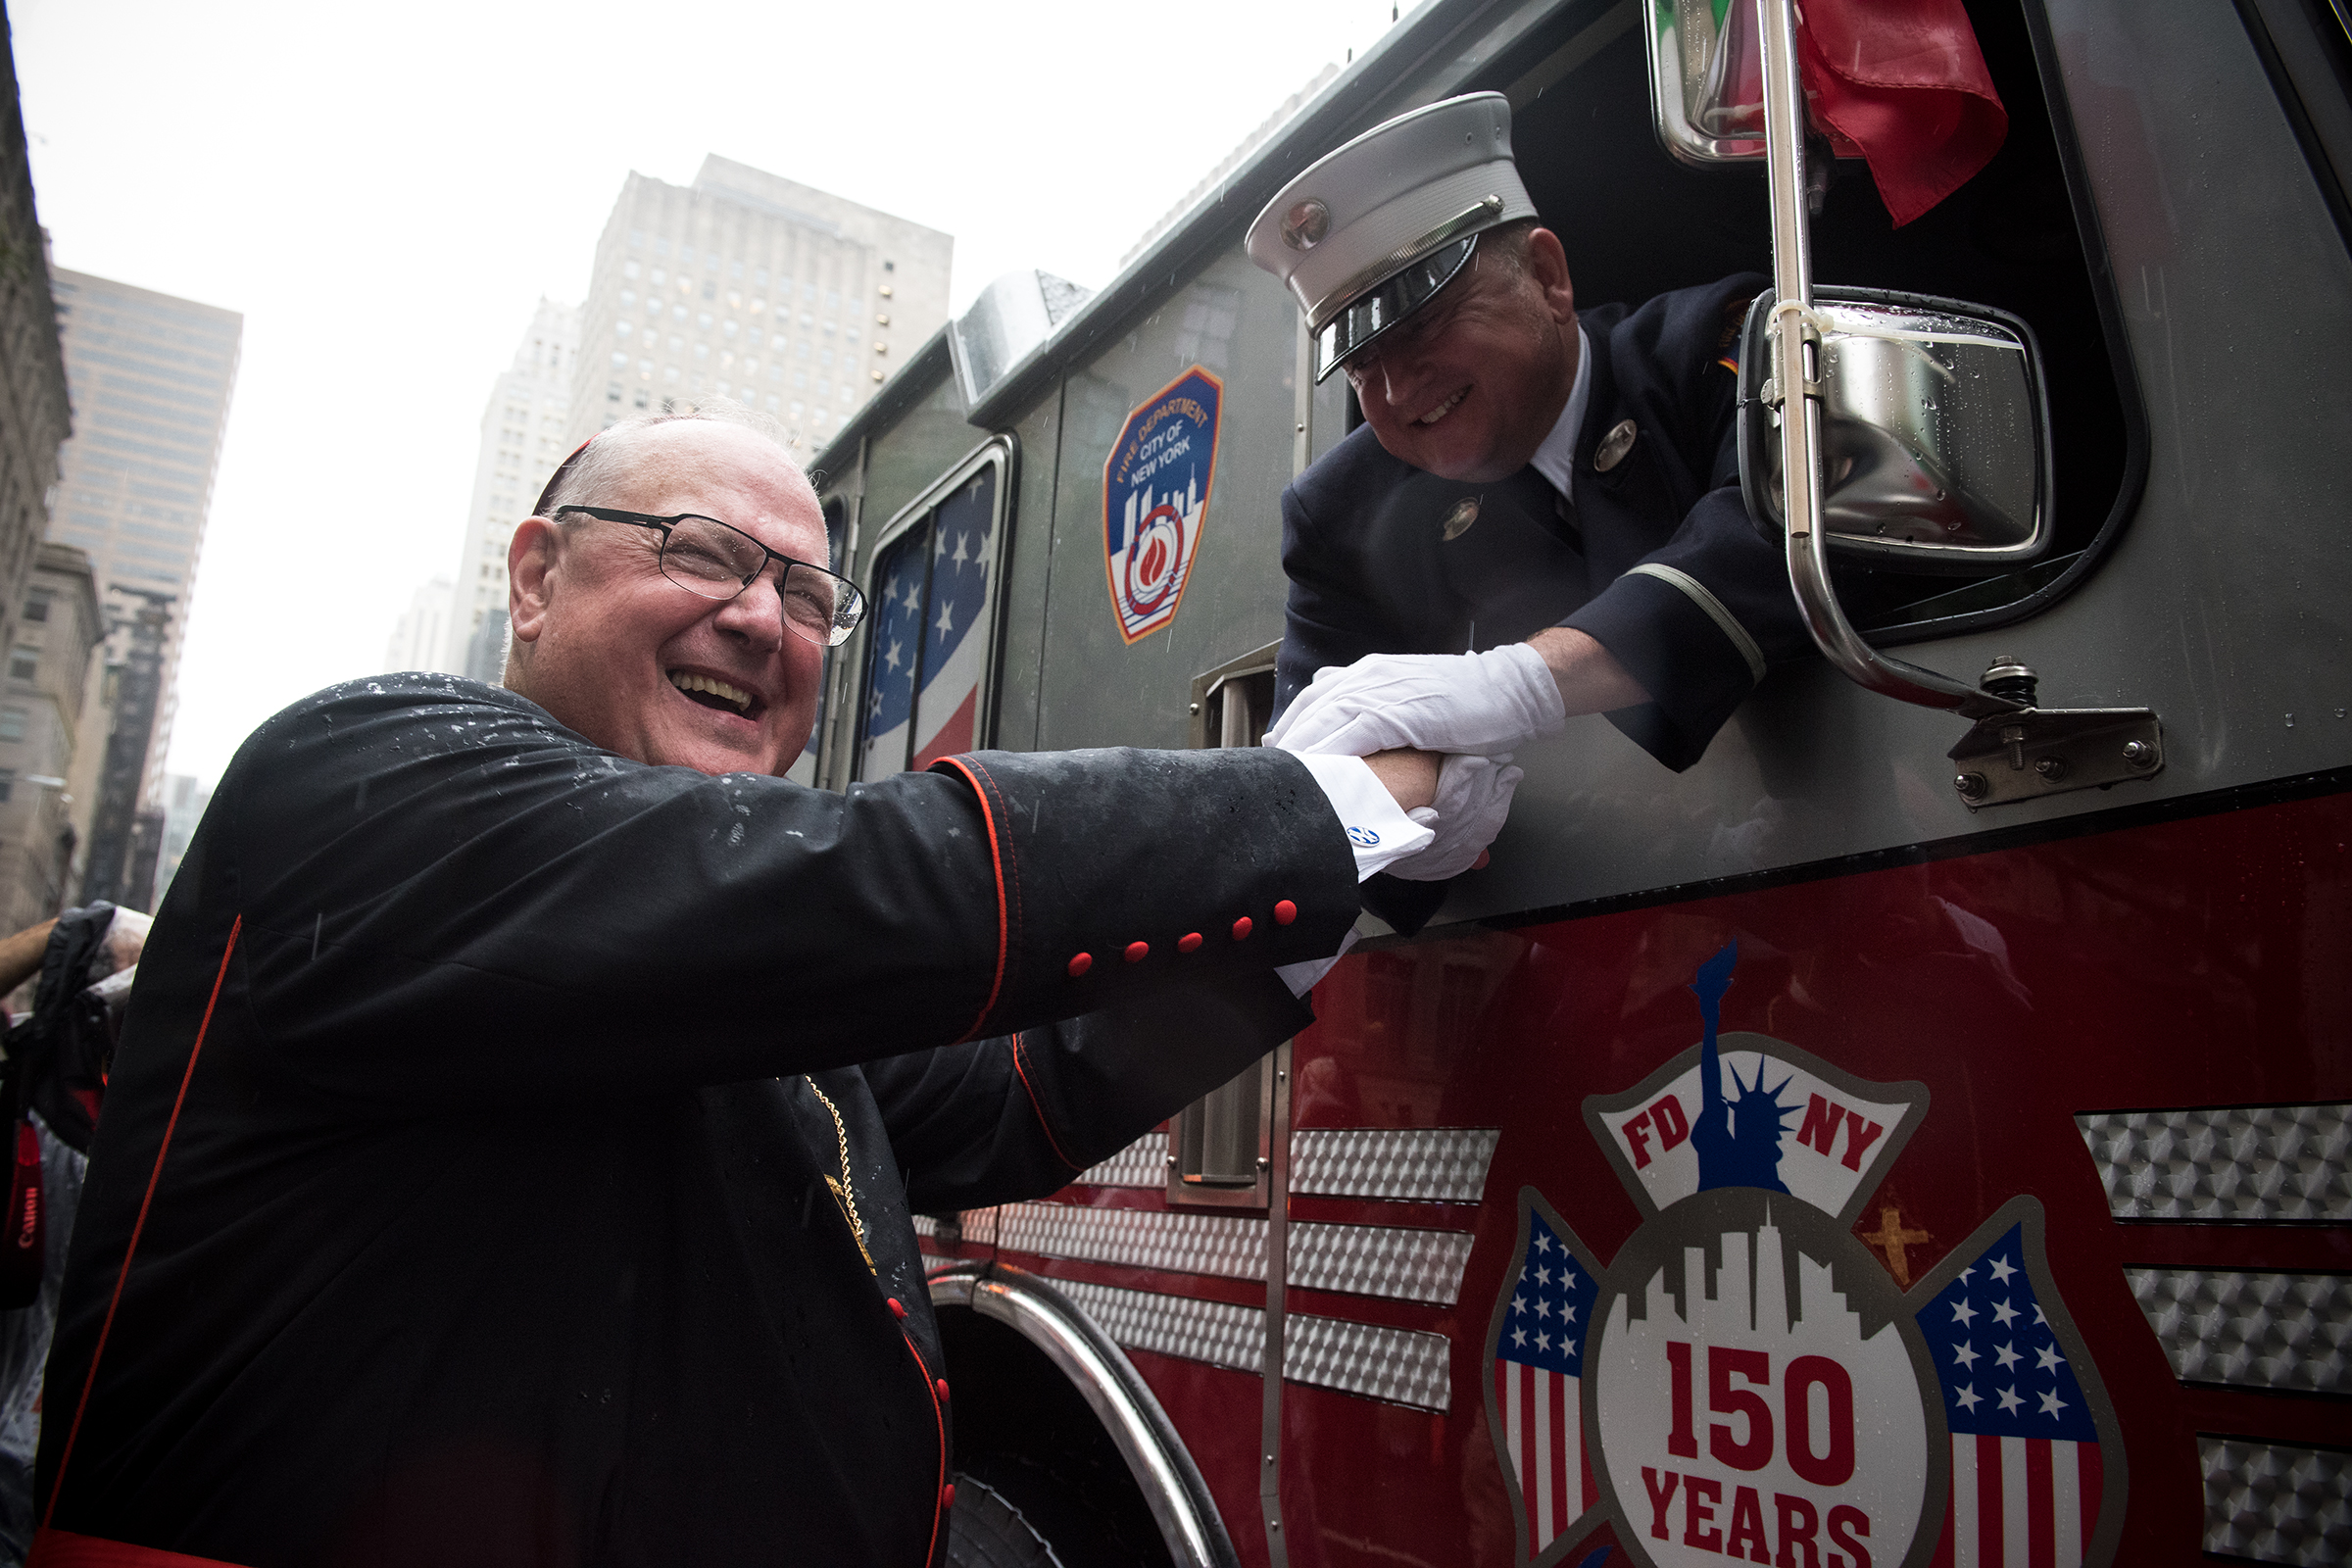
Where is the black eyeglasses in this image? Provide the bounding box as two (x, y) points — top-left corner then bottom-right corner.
(553, 505), (865, 649)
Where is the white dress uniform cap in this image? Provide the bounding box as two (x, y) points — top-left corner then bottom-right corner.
(1246, 92), (1538, 381)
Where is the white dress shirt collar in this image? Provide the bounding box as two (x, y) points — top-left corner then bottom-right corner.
(1528, 323), (1592, 502)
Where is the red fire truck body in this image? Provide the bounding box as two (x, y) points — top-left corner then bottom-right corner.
(793, 0), (2352, 1562)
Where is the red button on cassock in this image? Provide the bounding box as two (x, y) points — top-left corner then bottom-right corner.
(1125, 941), (1150, 963)
(887, 1298), (906, 1320)
(1178, 932), (1202, 953)
(935, 1378), (951, 1401)
(1274, 900), (1298, 926)
(1066, 952), (1093, 978)
(1231, 917), (1252, 941)
(942, 1483), (957, 1510)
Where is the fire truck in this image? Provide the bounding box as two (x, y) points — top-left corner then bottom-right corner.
(804, 1), (2351, 1563)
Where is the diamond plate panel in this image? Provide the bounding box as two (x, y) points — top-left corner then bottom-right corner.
(1291, 1127), (1501, 1203)
(1052, 1278), (1451, 1412)
(992, 1201), (1471, 1303)
(2075, 1103), (2352, 1222)
(2128, 1269), (2352, 1394)
(1073, 1133), (1166, 1189)
(2200, 1436), (2352, 1564)
(997, 1201), (1266, 1281)
(1290, 1220), (1474, 1304)
(1284, 1309), (1451, 1411)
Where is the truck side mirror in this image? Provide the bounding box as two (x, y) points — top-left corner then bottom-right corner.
(1735, 287), (2053, 572)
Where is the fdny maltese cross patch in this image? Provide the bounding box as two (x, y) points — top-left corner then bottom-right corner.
(1102, 367), (1221, 644)
(1484, 945), (2127, 1568)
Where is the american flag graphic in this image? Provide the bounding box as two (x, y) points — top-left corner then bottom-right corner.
(858, 467), (997, 777)
(1492, 1209), (1601, 1557)
(1917, 1221), (2107, 1567)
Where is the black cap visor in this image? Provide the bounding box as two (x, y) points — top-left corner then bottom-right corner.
(1312, 234), (1479, 383)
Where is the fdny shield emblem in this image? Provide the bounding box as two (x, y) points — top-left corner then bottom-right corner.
(1484, 944), (2127, 1568)
(1102, 367), (1221, 644)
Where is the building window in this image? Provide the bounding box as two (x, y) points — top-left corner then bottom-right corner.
(722, 319), (737, 339)
(680, 246), (695, 266)
(21, 593), (48, 623)
(629, 229), (645, 248)
(651, 268), (666, 285)
(694, 344), (709, 361)
(731, 261), (745, 279)
(0, 769), (16, 804)
(0, 708), (24, 742)
(697, 313), (712, 330)
(672, 305), (687, 321)
(655, 238), (669, 257)
(623, 261), (641, 281)
(612, 351), (629, 368)
(825, 290), (840, 309)
(607, 382), (622, 404)
(702, 280), (716, 301)
(765, 395), (780, 412)
(8, 648), (34, 681)
(634, 388), (651, 410)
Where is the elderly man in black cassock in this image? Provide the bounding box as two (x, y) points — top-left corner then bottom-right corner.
(31, 407), (1453, 1567)
(1249, 93), (1810, 933)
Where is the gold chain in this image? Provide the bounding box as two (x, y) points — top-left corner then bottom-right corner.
(805, 1076), (876, 1274)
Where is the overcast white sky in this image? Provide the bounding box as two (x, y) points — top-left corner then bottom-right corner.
(13, 0), (1410, 787)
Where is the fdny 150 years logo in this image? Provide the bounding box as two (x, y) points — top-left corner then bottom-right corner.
(1485, 945), (2126, 1568)
(1102, 367), (1221, 644)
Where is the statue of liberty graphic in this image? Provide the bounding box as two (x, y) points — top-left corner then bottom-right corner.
(1686, 943), (1800, 1194)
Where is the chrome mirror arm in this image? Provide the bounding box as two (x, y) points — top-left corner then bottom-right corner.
(1755, 0), (2019, 722)
(1751, 0), (2165, 799)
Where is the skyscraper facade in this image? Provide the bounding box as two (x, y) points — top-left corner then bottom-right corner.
(0, 544), (99, 934)
(568, 156), (951, 457)
(384, 574), (453, 675)
(48, 270), (240, 907)
(0, 20), (73, 750)
(443, 299), (578, 675)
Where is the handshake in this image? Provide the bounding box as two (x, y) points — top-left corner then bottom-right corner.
(1267, 643), (1566, 883)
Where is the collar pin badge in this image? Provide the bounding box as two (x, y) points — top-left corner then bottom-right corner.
(1442, 496), (1481, 541)
(1594, 418), (1639, 472)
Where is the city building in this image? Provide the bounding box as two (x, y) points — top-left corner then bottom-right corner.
(384, 574), (452, 676)
(149, 769), (211, 909)
(0, 545), (98, 934)
(0, 12), (73, 772)
(48, 270), (240, 908)
(443, 298), (577, 675)
(567, 156), (951, 458)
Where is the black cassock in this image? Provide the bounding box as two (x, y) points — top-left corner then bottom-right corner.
(38, 675), (1357, 1567)
(1276, 272), (1818, 931)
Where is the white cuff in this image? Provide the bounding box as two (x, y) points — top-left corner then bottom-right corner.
(1278, 925), (1360, 998)
(1284, 751), (1435, 881)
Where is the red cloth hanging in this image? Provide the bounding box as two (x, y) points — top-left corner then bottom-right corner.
(1796, 0), (2010, 226)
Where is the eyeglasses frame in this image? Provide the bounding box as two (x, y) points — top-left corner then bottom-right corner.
(550, 504), (865, 648)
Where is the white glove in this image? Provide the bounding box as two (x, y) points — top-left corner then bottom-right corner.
(1389, 753), (1524, 881)
(1264, 645), (1566, 757)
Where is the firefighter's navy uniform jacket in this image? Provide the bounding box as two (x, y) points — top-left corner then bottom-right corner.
(1277, 273), (1804, 768)
(35, 675), (1357, 1567)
